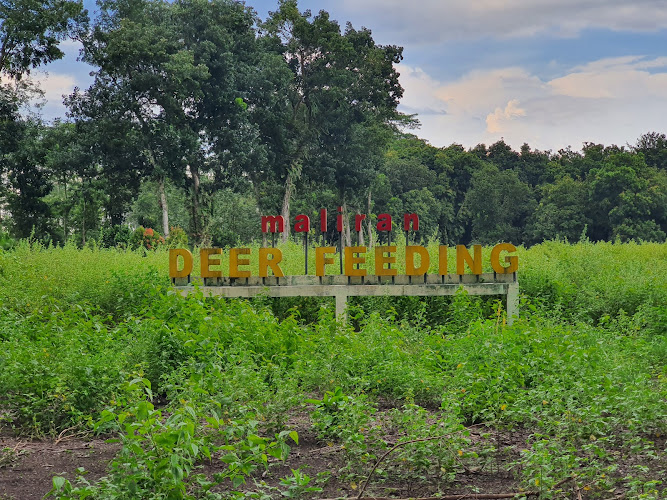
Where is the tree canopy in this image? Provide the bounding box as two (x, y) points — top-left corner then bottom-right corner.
(0, 0), (665, 247)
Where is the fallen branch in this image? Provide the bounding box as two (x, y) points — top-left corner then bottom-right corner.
(357, 434), (458, 499)
(356, 423), (495, 500)
(54, 426), (88, 445)
(341, 459), (576, 500)
(349, 422), (575, 500)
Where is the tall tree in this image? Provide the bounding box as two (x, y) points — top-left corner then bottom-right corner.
(0, 0), (87, 77)
(460, 164), (535, 245)
(588, 152), (666, 242)
(264, 1), (406, 241)
(72, 0), (275, 242)
(71, 0), (208, 237)
(4, 120), (56, 240)
(634, 132), (667, 172)
(0, 0), (86, 238)
(525, 176), (590, 244)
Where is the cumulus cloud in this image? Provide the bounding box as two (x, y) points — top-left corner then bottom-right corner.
(399, 56), (667, 151)
(398, 66), (449, 115)
(486, 100), (526, 134)
(34, 72), (77, 103)
(338, 0), (667, 44)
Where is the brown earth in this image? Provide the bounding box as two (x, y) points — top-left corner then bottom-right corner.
(0, 433), (120, 500)
(0, 413), (664, 499)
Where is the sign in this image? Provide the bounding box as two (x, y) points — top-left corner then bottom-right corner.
(169, 243), (518, 279)
(170, 211), (520, 324)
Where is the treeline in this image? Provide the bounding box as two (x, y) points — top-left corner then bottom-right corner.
(374, 134), (667, 246)
(1, 0), (666, 248)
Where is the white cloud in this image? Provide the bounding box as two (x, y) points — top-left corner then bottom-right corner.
(34, 72), (77, 104)
(2, 71), (77, 115)
(338, 0), (667, 43)
(486, 99), (526, 134)
(399, 56), (667, 151)
(397, 66), (448, 115)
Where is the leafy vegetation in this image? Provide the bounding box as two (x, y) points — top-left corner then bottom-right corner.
(0, 241), (665, 498)
(0, 0), (665, 496)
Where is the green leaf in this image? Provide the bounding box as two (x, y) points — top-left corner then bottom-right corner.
(52, 476), (67, 491)
(136, 401), (154, 421)
(247, 434), (266, 446)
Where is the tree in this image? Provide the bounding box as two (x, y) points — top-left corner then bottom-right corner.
(402, 188), (440, 243)
(73, 0), (278, 243)
(588, 152), (666, 242)
(525, 176), (590, 244)
(634, 131), (667, 171)
(518, 143), (552, 187)
(170, 0), (289, 242)
(437, 144), (485, 244)
(4, 120), (56, 240)
(72, 0), (207, 237)
(41, 121), (110, 244)
(263, 1), (406, 242)
(460, 164), (535, 245)
(0, 0), (87, 77)
(0, 0), (86, 239)
(487, 139), (519, 171)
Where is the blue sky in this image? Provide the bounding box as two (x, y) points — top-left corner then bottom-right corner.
(36, 0), (667, 152)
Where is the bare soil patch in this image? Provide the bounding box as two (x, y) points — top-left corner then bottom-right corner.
(0, 416), (664, 499)
(0, 433), (119, 500)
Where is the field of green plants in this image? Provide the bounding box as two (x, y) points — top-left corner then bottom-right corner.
(0, 241), (665, 499)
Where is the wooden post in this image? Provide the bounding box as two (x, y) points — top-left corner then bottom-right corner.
(506, 281), (519, 325)
(304, 232), (309, 275)
(175, 273), (518, 327)
(335, 293), (347, 323)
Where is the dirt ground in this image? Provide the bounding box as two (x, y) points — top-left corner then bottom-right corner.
(0, 417), (664, 499)
(0, 433), (120, 499)
(0, 428), (525, 499)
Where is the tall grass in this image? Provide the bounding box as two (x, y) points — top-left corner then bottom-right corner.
(1, 240), (665, 497)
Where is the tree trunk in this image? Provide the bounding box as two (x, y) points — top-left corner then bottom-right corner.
(191, 164), (201, 243)
(142, 146), (170, 238)
(342, 199), (351, 247)
(280, 172), (294, 243)
(158, 176), (169, 237)
(358, 210), (365, 246)
(367, 189), (374, 248)
(280, 162), (303, 243)
(63, 174), (68, 241)
(81, 190), (86, 247)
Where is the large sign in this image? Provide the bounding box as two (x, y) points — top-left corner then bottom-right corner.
(170, 211), (520, 324)
(169, 212), (518, 279)
(169, 243), (518, 279)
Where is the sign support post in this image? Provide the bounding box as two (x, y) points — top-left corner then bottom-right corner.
(174, 273), (519, 326)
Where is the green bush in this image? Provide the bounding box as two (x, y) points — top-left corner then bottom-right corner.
(129, 226), (165, 250)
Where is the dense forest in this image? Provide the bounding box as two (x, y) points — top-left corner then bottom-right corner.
(1, 0), (666, 249)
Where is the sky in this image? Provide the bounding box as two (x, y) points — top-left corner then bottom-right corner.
(36, 0), (667, 152)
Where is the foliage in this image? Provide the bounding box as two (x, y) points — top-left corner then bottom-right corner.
(0, 0), (87, 78)
(99, 224), (132, 249)
(0, 0), (665, 492)
(0, 242), (665, 496)
(1, 0), (666, 248)
(166, 226), (188, 249)
(129, 226), (165, 250)
(0, 228), (15, 250)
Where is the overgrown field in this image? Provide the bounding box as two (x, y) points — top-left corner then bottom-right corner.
(0, 241), (665, 499)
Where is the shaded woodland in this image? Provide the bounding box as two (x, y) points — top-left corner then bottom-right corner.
(1, 0), (666, 248)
